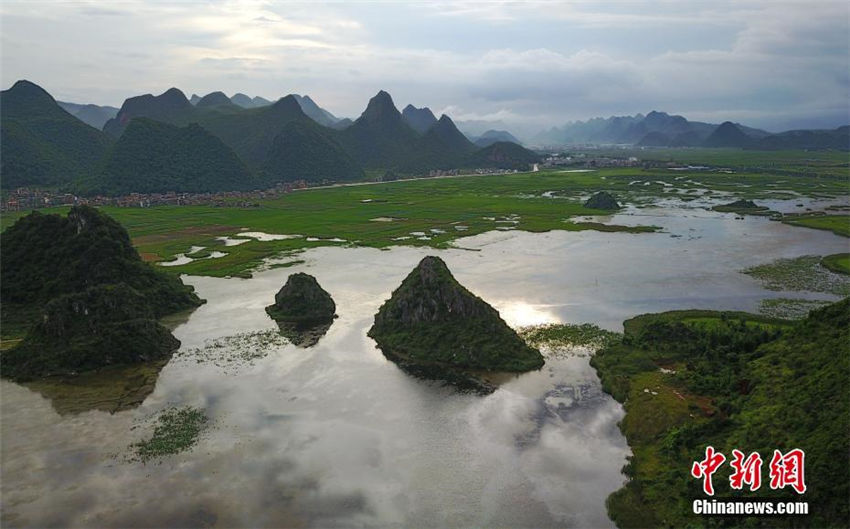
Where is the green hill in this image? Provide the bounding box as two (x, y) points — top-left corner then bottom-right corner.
(369, 256), (544, 372)
(103, 87), (195, 137)
(591, 300), (849, 528)
(82, 118), (255, 194)
(1, 206), (202, 325)
(262, 119), (364, 183)
(470, 141), (540, 169)
(1, 80), (112, 188)
(702, 121), (754, 148)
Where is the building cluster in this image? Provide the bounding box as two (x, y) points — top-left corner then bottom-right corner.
(541, 153), (641, 168)
(1, 180), (310, 212)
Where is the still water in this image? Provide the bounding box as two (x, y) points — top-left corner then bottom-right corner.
(1, 206), (846, 528)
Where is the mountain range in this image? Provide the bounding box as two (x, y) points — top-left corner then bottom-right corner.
(2, 80), (540, 194)
(535, 110), (848, 150)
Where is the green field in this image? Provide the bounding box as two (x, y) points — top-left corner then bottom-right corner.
(783, 214), (850, 237)
(822, 253), (850, 274)
(2, 163), (848, 277)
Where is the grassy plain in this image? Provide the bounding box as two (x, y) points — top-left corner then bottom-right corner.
(783, 214), (850, 237)
(2, 155), (847, 278)
(822, 252), (850, 274)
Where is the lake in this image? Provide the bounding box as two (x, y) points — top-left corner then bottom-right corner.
(1, 204), (846, 528)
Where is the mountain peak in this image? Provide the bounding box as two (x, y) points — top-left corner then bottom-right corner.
(196, 91), (232, 107)
(401, 103), (437, 133)
(361, 90), (400, 123)
(4, 80), (56, 104)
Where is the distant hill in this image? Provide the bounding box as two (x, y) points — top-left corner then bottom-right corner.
(404, 114), (476, 171)
(702, 121), (754, 148)
(473, 129), (521, 147)
(103, 87), (195, 137)
(230, 93), (274, 109)
(189, 94), (201, 105)
(338, 90), (420, 169)
(6, 82), (540, 192)
(83, 118), (255, 194)
(57, 101), (119, 129)
(262, 119), (364, 183)
(1, 80), (112, 188)
(535, 110), (770, 147)
(196, 91), (235, 108)
(755, 126), (850, 151)
(402, 104), (438, 134)
(472, 141), (540, 169)
(292, 94), (342, 127)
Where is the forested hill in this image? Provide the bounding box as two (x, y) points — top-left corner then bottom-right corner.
(0, 80), (112, 188)
(591, 300), (849, 528)
(2, 81), (539, 194)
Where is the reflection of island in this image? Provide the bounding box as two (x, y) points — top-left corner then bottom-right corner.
(266, 273), (336, 348)
(23, 359), (169, 415)
(368, 256), (544, 392)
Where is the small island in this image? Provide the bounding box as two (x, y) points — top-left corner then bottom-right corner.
(712, 199), (771, 215)
(584, 191), (621, 210)
(368, 256), (544, 375)
(265, 273), (336, 347)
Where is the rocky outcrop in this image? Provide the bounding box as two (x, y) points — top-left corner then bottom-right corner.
(584, 191), (621, 210)
(712, 199), (771, 215)
(368, 256), (543, 372)
(3, 284), (180, 381)
(265, 273), (336, 347)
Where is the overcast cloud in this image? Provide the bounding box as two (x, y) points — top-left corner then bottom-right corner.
(1, 0), (847, 135)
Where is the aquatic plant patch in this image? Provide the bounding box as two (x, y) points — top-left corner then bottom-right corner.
(129, 406), (208, 464)
(743, 255), (850, 296)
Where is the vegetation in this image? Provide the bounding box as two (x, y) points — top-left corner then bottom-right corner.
(742, 255), (850, 296)
(519, 322), (621, 350)
(369, 256), (544, 372)
(1, 205), (202, 317)
(261, 119), (364, 183)
(1, 80), (112, 188)
(3, 284), (180, 381)
(591, 300), (849, 528)
(758, 297), (832, 319)
(821, 253), (850, 275)
(130, 406), (209, 463)
(783, 215), (850, 237)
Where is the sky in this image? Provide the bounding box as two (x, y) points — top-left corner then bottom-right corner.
(1, 0), (848, 137)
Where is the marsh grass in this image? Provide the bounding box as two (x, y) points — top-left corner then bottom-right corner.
(130, 406), (208, 464)
(174, 330), (288, 372)
(743, 255), (850, 296)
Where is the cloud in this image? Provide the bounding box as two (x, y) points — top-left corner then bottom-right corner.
(0, 0), (847, 132)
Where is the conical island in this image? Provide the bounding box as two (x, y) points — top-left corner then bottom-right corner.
(368, 256), (544, 372)
(584, 191), (621, 210)
(266, 273), (336, 346)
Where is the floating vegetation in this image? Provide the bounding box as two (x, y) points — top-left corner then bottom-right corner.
(519, 323), (621, 353)
(743, 255), (850, 296)
(129, 406), (208, 464)
(758, 298), (832, 320)
(174, 330), (288, 372)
